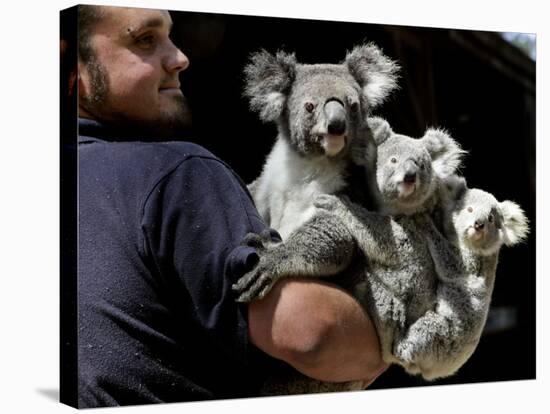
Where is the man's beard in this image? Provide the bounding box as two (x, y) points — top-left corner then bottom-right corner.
(154, 92), (193, 138)
(80, 58), (193, 139)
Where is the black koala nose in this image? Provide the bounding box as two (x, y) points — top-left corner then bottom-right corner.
(328, 118), (346, 135)
(324, 100), (347, 136)
(474, 220), (485, 231)
(404, 172), (417, 184)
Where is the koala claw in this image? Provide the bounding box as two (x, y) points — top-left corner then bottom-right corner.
(232, 264), (279, 303)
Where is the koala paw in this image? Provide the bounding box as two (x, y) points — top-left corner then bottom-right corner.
(314, 194), (345, 211)
(240, 230), (275, 251)
(232, 257), (281, 303)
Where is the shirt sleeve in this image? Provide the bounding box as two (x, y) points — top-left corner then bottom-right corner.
(139, 154), (276, 367)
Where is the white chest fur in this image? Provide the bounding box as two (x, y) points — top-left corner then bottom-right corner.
(252, 137), (348, 239)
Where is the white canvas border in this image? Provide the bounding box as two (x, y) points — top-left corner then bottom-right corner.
(0, 0), (545, 412)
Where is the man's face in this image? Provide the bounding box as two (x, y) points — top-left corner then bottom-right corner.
(78, 7), (191, 134)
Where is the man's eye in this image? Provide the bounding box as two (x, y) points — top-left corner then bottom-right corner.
(136, 34), (156, 48)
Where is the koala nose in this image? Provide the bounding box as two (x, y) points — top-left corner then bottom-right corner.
(474, 220), (485, 231)
(328, 118), (346, 135)
(325, 100), (347, 136)
(404, 172), (417, 184)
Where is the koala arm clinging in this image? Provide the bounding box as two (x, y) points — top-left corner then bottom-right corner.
(314, 194), (397, 265)
(415, 214), (465, 281)
(233, 211), (357, 302)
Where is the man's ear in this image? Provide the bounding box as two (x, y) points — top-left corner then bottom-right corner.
(421, 128), (467, 179)
(243, 49), (296, 123)
(345, 43), (400, 113)
(77, 60), (90, 101)
(69, 70), (77, 97)
(499, 200), (529, 246)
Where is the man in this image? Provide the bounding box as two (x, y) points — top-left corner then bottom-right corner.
(73, 5), (386, 407)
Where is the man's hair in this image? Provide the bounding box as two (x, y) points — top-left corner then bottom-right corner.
(77, 5), (108, 106)
(78, 5), (104, 63)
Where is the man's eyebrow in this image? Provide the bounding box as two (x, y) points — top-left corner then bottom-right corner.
(125, 17), (173, 37)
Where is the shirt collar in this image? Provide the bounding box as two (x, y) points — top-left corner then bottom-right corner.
(78, 117), (189, 143)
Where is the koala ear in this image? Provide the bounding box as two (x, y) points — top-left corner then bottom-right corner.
(243, 49), (297, 122)
(443, 175), (468, 202)
(421, 128), (467, 179)
(367, 116), (393, 146)
(499, 200), (529, 246)
(345, 43), (400, 111)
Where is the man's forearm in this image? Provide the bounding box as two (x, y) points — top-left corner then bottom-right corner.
(248, 278), (388, 383)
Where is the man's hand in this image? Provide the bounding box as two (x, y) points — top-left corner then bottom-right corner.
(247, 278), (388, 384)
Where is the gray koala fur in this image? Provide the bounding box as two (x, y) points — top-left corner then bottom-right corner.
(244, 44), (399, 239)
(234, 119), (528, 393)
(395, 177), (530, 378)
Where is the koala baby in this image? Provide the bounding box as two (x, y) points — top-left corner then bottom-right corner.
(233, 120), (468, 392)
(364, 116), (465, 216)
(397, 177), (529, 379)
(244, 44), (399, 239)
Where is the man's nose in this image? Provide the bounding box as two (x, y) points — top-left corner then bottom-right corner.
(164, 41), (190, 73)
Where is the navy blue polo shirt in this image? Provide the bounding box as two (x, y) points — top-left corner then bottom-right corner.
(77, 118), (278, 407)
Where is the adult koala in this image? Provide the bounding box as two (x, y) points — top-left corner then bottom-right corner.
(244, 43), (399, 238)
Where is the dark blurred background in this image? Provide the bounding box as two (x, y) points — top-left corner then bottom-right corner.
(169, 10), (536, 390)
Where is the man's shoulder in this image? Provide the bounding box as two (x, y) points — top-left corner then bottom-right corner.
(79, 136), (237, 198)
(77, 119), (221, 166)
(81, 136), (228, 173)
(131, 140), (219, 164)
(80, 135), (212, 160)
(129, 141), (237, 181)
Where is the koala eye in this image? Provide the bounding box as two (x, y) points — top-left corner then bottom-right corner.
(420, 163), (425, 171)
(390, 157), (397, 164)
(350, 101), (359, 112)
(488, 214), (494, 223)
(467, 207), (473, 213)
(305, 102), (315, 113)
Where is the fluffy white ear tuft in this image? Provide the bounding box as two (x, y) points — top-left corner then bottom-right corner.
(368, 116), (393, 146)
(243, 49), (296, 123)
(345, 43), (400, 111)
(259, 92), (286, 122)
(422, 128), (467, 179)
(363, 73), (396, 109)
(499, 200), (529, 246)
